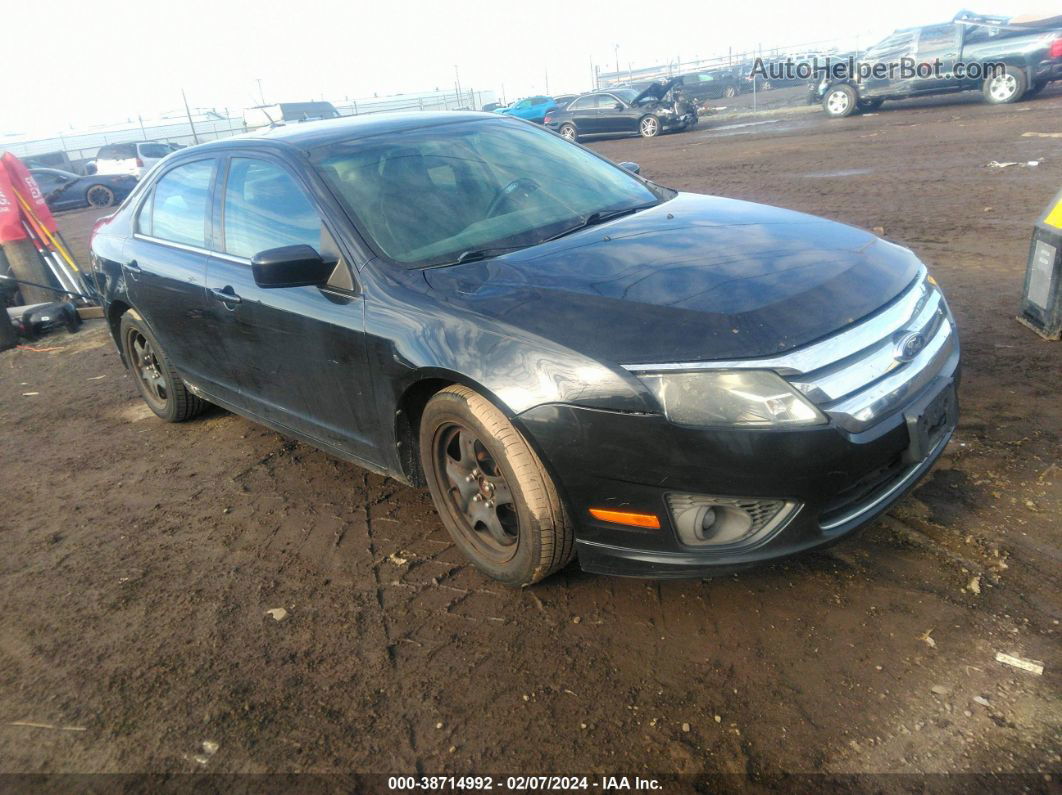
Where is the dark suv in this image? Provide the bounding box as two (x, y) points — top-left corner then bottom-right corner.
(91, 113), (959, 586)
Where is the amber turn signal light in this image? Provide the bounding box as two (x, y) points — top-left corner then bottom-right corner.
(588, 508), (661, 529)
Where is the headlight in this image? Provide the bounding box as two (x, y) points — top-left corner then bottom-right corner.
(638, 370), (826, 427)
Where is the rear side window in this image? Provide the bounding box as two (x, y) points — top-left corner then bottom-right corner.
(148, 159), (215, 247)
(222, 158), (323, 259)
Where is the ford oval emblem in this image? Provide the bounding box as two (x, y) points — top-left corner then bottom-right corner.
(895, 332), (926, 363)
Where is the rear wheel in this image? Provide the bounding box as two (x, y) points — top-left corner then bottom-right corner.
(983, 65), (1027, 104)
(86, 185), (115, 207)
(120, 310), (205, 422)
(559, 123), (577, 142)
(420, 385), (574, 586)
(639, 115), (660, 138)
(823, 84), (858, 118)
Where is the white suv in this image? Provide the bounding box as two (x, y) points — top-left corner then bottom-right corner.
(94, 142), (178, 179)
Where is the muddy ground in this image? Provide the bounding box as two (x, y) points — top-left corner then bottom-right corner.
(1, 86), (1060, 784)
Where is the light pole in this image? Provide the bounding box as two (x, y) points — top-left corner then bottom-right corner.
(614, 44), (620, 75)
(256, 78), (266, 105)
(454, 65), (462, 105)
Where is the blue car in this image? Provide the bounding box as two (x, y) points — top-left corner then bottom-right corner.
(493, 95), (557, 124)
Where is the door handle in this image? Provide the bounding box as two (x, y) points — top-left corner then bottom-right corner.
(124, 260), (141, 280)
(210, 286), (242, 306)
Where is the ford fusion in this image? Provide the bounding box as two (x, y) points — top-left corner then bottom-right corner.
(90, 112), (960, 586)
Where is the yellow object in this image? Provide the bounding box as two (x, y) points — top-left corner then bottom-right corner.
(1044, 196), (1062, 230)
(14, 192), (80, 272)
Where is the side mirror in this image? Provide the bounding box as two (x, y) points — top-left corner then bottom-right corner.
(614, 102), (624, 110)
(619, 161), (641, 174)
(251, 244), (334, 288)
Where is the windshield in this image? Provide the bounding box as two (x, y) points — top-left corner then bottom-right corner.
(612, 89), (639, 103)
(313, 118), (666, 267)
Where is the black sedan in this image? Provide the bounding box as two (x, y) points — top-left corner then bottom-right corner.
(30, 168), (137, 211)
(90, 112), (959, 586)
(544, 79), (696, 142)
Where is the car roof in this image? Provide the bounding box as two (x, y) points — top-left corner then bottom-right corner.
(186, 111), (499, 155)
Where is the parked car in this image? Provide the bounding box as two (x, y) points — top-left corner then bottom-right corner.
(551, 93), (579, 109)
(95, 141), (179, 179)
(544, 79), (697, 141)
(30, 168), (137, 210)
(494, 95), (557, 124)
(91, 112), (960, 586)
(814, 11), (1062, 117)
(674, 69), (745, 100)
(480, 102), (504, 112)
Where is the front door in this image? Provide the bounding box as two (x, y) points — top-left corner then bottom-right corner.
(913, 24), (962, 93)
(596, 94), (636, 134)
(202, 154), (380, 465)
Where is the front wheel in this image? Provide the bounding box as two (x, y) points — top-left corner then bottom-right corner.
(559, 123), (577, 142)
(983, 65), (1027, 104)
(639, 115), (660, 138)
(86, 185), (115, 207)
(420, 385), (574, 586)
(120, 310), (206, 422)
(723, 85), (737, 98)
(823, 84), (859, 118)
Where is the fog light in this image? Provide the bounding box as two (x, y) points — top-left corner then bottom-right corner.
(667, 494), (800, 550)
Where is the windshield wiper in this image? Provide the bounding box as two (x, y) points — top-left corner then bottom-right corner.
(545, 202), (659, 242)
(428, 245), (528, 268)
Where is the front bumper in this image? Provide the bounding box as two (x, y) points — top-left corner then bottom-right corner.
(516, 367), (957, 578)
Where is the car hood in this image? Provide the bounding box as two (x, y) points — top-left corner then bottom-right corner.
(422, 192), (923, 364)
(633, 77), (681, 104)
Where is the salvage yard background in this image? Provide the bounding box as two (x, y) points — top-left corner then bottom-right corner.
(1, 87), (1059, 776)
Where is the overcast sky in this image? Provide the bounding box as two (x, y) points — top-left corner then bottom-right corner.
(2, 0), (1046, 134)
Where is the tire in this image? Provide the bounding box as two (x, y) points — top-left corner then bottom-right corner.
(86, 185), (115, 208)
(823, 84), (859, 118)
(559, 123), (578, 142)
(858, 98), (884, 112)
(120, 310), (206, 422)
(420, 385), (575, 586)
(723, 85), (737, 98)
(983, 65), (1027, 104)
(638, 115), (660, 138)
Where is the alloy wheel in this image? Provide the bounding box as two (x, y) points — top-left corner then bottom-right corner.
(826, 90), (850, 115)
(560, 125), (576, 141)
(128, 329), (168, 409)
(988, 73), (1017, 102)
(87, 185), (115, 207)
(434, 423), (519, 562)
(640, 116), (658, 137)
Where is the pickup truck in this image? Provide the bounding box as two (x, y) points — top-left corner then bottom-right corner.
(813, 11), (1062, 118)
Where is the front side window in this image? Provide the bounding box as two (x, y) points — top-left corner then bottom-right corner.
(313, 118), (665, 267)
(568, 95), (596, 110)
(149, 159), (215, 248)
(222, 158), (324, 259)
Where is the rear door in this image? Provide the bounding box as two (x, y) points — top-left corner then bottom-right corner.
(124, 157), (218, 384)
(565, 94), (602, 133)
(202, 153), (379, 463)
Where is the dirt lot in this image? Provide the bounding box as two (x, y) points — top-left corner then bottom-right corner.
(2, 87), (1060, 784)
